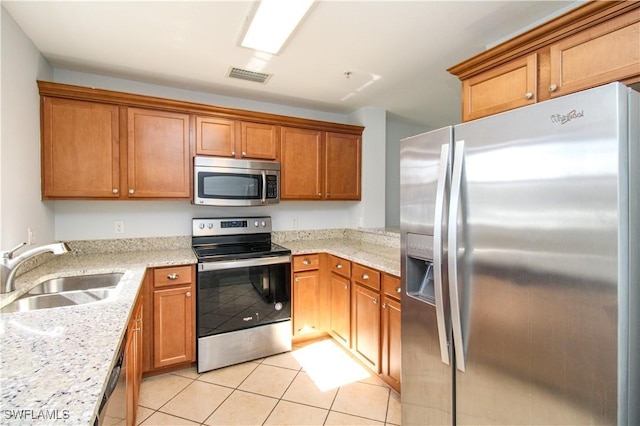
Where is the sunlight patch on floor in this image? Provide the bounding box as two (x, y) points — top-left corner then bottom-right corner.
(291, 339), (371, 391)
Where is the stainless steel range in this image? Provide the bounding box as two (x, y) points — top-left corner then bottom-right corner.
(192, 216), (292, 373)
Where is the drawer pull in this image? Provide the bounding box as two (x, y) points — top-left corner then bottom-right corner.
(336, 264), (343, 269)
(112, 188), (119, 194)
(382, 303), (387, 308)
(549, 84), (558, 92)
(395, 286), (401, 293)
(302, 259), (311, 265)
(362, 274), (369, 280)
(344, 285), (349, 290)
(167, 273), (179, 280)
(186, 292), (192, 297)
(524, 92), (533, 100)
(372, 298), (378, 304)
(295, 277), (300, 282)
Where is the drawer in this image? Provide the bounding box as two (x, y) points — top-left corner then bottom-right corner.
(382, 273), (401, 300)
(293, 254), (320, 272)
(153, 265), (193, 288)
(352, 263), (381, 291)
(329, 255), (351, 278)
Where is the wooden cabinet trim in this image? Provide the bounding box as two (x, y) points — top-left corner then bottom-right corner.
(448, 1), (640, 80)
(38, 81), (364, 135)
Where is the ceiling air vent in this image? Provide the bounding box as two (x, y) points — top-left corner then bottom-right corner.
(228, 67), (271, 84)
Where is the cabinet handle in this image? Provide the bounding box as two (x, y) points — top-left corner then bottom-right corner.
(133, 326), (141, 332)
(186, 292), (192, 297)
(382, 303), (387, 308)
(549, 84), (558, 92)
(167, 273), (179, 280)
(112, 188), (119, 194)
(231, 151), (236, 156)
(336, 264), (343, 269)
(318, 192), (322, 198)
(344, 284), (349, 290)
(128, 189), (135, 194)
(327, 192), (331, 198)
(362, 274), (369, 280)
(372, 298), (378, 304)
(295, 277), (300, 282)
(302, 259), (311, 265)
(395, 286), (401, 293)
(524, 92), (533, 100)
(242, 151), (247, 157)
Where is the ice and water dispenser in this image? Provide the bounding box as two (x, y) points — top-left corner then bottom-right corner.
(405, 233), (436, 304)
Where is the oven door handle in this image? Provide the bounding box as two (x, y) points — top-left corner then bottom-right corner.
(198, 254), (291, 272)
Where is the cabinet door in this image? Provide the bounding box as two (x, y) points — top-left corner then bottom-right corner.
(42, 97), (120, 198)
(241, 122), (277, 160)
(293, 270), (320, 336)
(462, 54), (537, 121)
(127, 108), (191, 198)
(153, 285), (194, 368)
(325, 133), (361, 200)
(280, 127), (323, 199)
(549, 13), (640, 99)
(381, 295), (401, 393)
(195, 116), (236, 157)
(352, 284), (381, 370)
(329, 273), (351, 347)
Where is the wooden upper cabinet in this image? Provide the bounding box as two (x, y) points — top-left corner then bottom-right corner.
(281, 127), (362, 201)
(127, 108), (191, 199)
(548, 12), (640, 99)
(462, 54), (537, 121)
(195, 116), (278, 160)
(449, 1), (640, 121)
(195, 116), (235, 157)
(41, 97), (120, 198)
(241, 122), (278, 160)
(280, 127), (323, 199)
(325, 132), (361, 200)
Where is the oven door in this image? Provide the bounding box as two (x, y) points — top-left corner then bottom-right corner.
(197, 255), (291, 338)
(196, 254), (292, 372)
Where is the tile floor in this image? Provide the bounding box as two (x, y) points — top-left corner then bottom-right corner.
(136, 338), (401, 426)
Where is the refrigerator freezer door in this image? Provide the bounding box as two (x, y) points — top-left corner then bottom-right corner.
(452, 83), (627, 425)
(401, 127), (453, 426)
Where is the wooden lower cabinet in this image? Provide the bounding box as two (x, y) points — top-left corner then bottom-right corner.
(126, 293), (143, 425)
(141, 265), (195, 373)
(352, 282), (381, 371)
(329, 273), (351, 347)
(292, 254), (323, 337)
(381, 274), (402, 393)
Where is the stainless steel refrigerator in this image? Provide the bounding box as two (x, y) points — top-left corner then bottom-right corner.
(400, 82), (639, 425)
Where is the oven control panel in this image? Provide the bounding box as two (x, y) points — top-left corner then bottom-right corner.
(193, 217), (272, 236)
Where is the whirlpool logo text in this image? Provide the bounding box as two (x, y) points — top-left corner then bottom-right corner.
(550, 109), (584, 125)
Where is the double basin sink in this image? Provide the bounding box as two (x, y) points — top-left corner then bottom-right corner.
(1, 272), (123, 313)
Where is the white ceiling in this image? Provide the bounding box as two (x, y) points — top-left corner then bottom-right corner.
(4, 0), (579, 129)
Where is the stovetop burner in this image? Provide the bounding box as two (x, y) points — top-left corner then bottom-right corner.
(192, 217), (290, 262)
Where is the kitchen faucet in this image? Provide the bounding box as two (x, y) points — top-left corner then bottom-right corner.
(1, 242), (71, 293)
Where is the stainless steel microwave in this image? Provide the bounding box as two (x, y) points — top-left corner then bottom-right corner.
(193, 157), (280, 206)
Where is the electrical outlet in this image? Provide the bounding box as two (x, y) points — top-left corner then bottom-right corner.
(114, 221), (125, 234)
(27, 228), (36, 245)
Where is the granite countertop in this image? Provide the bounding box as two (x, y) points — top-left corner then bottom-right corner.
(0, 229), (400, 425)
(0, 248), (196, 425)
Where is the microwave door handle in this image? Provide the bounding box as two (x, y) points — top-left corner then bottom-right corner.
(261, 171), (267, 204)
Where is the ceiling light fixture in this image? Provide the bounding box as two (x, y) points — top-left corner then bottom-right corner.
(241, 0), (314, 55)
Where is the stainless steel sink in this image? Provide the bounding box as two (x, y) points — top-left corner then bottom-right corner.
(26, 273), (123, 295)
(1, 273), (123, 313)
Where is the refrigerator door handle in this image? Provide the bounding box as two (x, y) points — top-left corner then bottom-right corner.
(433, 143), (451, 366)
(449, 140), (466, 372)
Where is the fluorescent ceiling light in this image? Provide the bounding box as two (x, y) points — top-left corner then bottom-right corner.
(241, 0), (314, 55)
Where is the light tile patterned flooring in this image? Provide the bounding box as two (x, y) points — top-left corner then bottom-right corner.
(136, 338), (401, 426)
